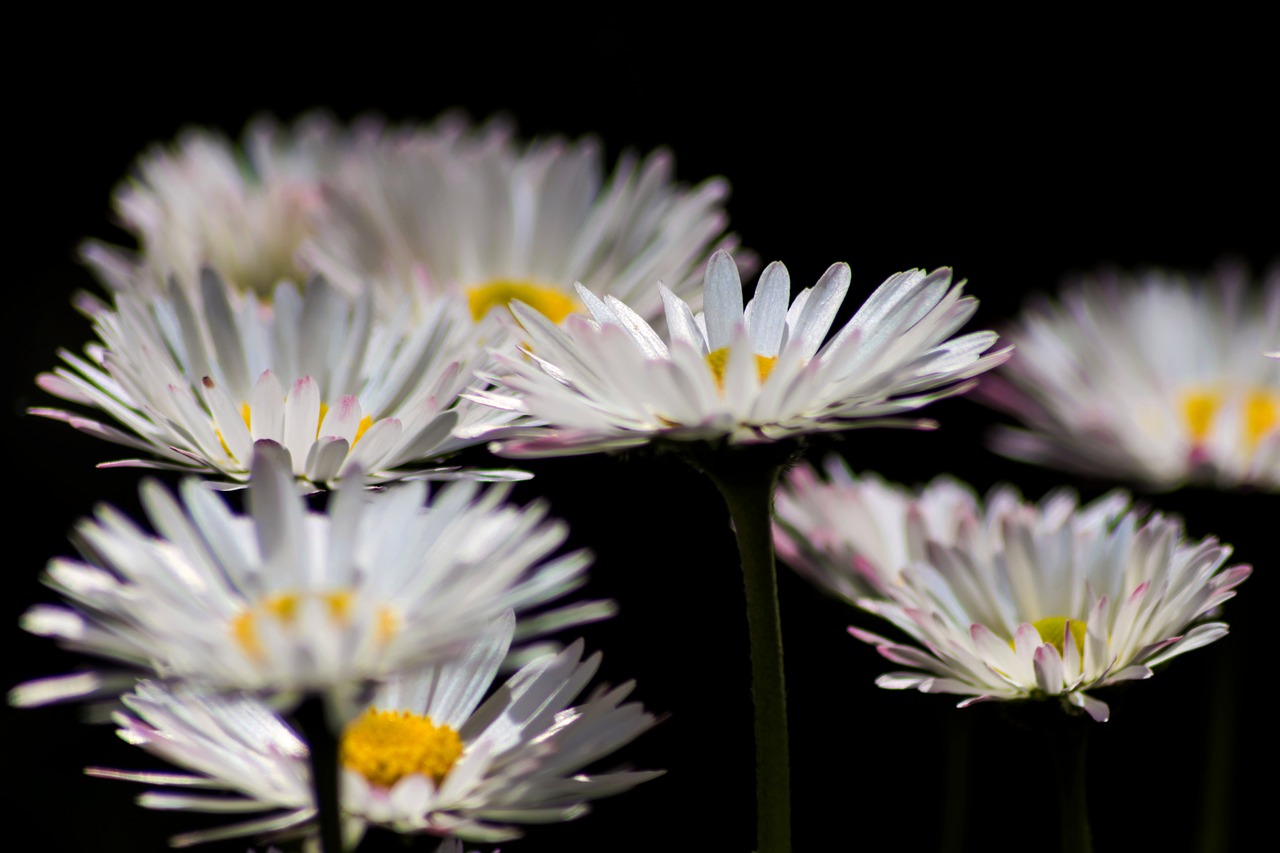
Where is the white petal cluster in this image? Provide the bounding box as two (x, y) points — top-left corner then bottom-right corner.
(84, 113), (374, 300)
(34, 271), (518, 487)
(88, 614), (659, 846)
(774, 458), (1250, 721)
(14, 450), (599, 707)
(308, 115), (740, 323)
(978, 265), (1280, 490)
(471, 250), (1010, 456)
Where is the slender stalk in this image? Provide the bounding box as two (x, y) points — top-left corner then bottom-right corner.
(939, 713), (971, 853)
(1049, 718), (1093, 853)
(1196, 643), (1235, 853)
(704, 457), (791, 853)
(295, 694), (346, 853)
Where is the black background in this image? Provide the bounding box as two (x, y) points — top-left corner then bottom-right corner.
(7, 18), (1276, 853)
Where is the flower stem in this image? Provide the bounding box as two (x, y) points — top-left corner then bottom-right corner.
(1049, 718), (1093, 853)
(296, 694), (346, 853)
(704, 455), (791, 853)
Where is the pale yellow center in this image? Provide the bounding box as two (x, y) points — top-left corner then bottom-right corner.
(231, 590), (361, 659)
(341, 708), (464, 788)
(1179, 386), (1279, 448)
(1027, 616), (1087, 658)
(223, 401), (375, 456)
(466, 279), (578, 324)
(705, 347), (779, 391)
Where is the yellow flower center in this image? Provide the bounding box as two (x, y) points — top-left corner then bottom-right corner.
(705, 347), (779, 391)
(231, 590), (357, 658)
(222, 400), (375, 457)
(466, 279), (578, 324)
(341, 708), (464, 788)
(1180, 386), (1279, 447)
(1028, 616), (1087, 658)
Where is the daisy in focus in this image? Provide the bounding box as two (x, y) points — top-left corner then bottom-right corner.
(977, 264), (1280, 490)
(470, 250), (1011, 457)
(309, 114), (740, 323)
(774, 458), (1251, 721)
(84, 112), (373, 300)
(33, 271), (518, 488)
(88, 612), (660, 846)
(13, 448), (603, 710)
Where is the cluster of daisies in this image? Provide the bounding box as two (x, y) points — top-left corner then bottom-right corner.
(15, 110), (1275, 852)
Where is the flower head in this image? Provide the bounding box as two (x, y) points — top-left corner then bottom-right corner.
(33, 271), (518, 487)
(84, 113), (372, 300)
(13, 448), (603, 709)
(471, 250), (1010, 457)
(774, 458), (1250, 721)
(977, 264), (1280, 490)
(87, 613), (660, 846)
(309, 115), (740, 323)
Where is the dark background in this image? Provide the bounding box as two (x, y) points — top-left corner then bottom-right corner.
(7, 20), (1275, 853)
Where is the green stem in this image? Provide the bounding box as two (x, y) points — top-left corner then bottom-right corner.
(705, 459), (791, 853)
(1049, 718), (1093, 853)
(296, 695), (346, 853)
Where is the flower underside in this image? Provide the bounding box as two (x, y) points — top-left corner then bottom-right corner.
(467, 279), (578, 324)
(341, 708), (464, 787)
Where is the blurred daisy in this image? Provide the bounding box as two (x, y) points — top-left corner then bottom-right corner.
(33, 271), (518, 487)
(84, 113), (373, 299)
(309, 114), (739, 323)
(774, 456), (987, 603)
(87, 613), (660, 846)
(13, 448), (602, 709)
(470, 250), (1011, 457)
(775, 460), (1250, 721)
(977, 264), (1280, 490)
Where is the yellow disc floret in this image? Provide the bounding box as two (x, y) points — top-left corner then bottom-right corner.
(230, 589), (357, 659)
(467, 279), (578, 324)
(1180, 388), (1220, 444)
(341, 708), (464, 788)
(1244, 389), (1279, 448)
(705, 347), (779, 390)
(1031, 616), (1087, 657)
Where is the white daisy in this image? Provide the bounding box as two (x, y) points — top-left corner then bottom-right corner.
(977, 264), (1280, 490)
(84, 112), (374, 300)
(13, 449), (603, 709)
(33, 270), (519, 487)
(87, 613), (660, 846)
(774, 460), (1250, 721)
(469, 250), (1011, 457)
(308, 114), (740, 324)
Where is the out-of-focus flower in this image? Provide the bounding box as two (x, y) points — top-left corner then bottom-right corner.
(33, 271), (520, 487)
(977, 264), (1279, 491)
(774, 459), (1250, 721)
(88, 613), (659, 846)
(309, 115), (740, 323)
(84, 113), (374, 300)
(470, 250), (1010, 457)
(12, 449), (604, 710)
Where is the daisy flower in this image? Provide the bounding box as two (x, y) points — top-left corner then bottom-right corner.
(12, 448), (603, 709)
(33, 270), (519, 488)
(976, 264), (1280, 490)
(470, 250), (1011, 457)
(86, 612), (660, 846)
(84, 112), (373, 300)
(309, 114), (740, 323)
(774, 460), (1250, 721)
